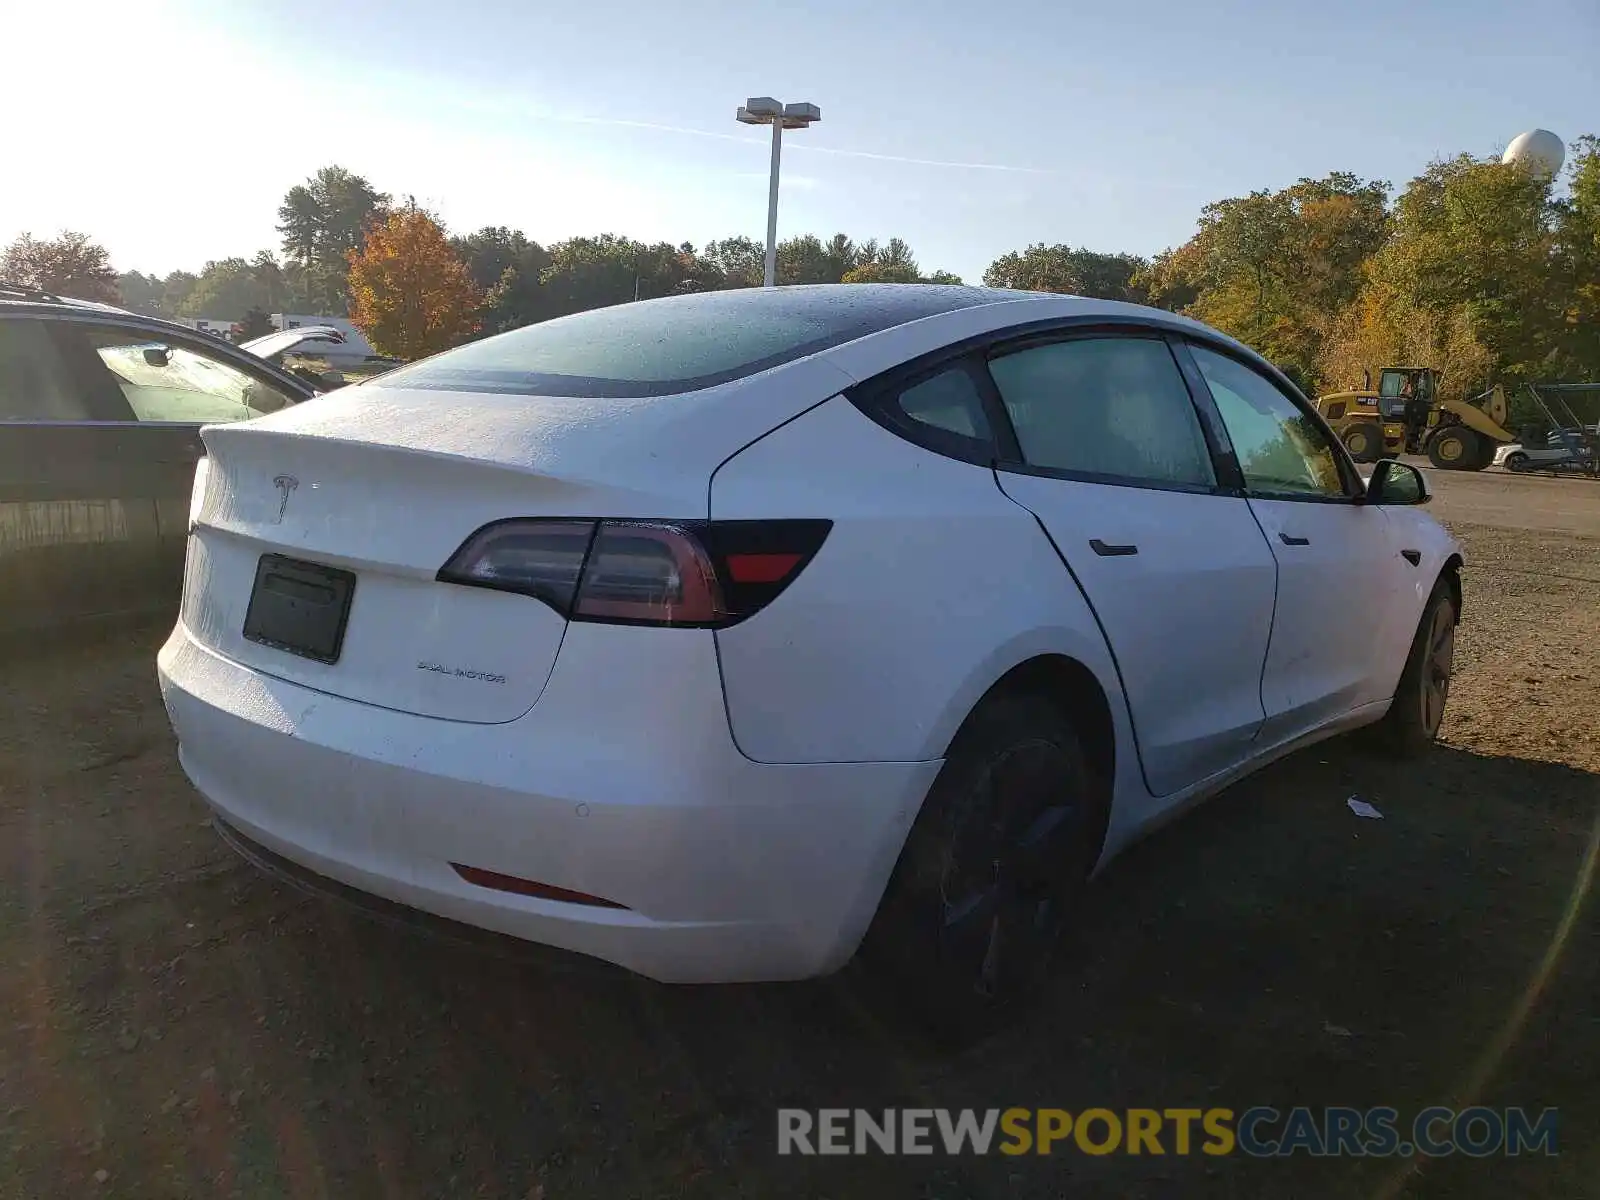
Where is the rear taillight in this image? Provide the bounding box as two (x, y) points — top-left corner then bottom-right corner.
(437, 518), (830, 628)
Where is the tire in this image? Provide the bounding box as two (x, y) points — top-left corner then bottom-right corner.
(1374, 579), (1458, 757)
(1342, 423), (1383, 463)
(859, 692), (1106, 1042)
(1504, 451), (1530, 473)
(1427, 427), (1481, 471)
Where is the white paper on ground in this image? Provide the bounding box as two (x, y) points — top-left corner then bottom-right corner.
(1346, 796), (1384, 820)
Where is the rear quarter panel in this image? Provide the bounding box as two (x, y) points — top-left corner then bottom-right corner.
(709, 396), (1135, 774)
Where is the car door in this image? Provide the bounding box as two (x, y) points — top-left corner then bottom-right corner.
(984, 331), (1280, 799)
(0, 315), (163, 634)
(46, 318), (307, 613)
(1184, 341), (1408, 741)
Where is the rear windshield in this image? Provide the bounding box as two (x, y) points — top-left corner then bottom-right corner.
(371, 285), (1008, 398)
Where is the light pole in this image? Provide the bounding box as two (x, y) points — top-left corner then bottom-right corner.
(736, 97), (821, 287)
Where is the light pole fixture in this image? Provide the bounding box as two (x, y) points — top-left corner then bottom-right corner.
(736, 96), (821, 287)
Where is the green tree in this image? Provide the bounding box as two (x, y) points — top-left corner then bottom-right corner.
(161, 270), (198, 316)
(277, 165), (390, 313)
(701, 236), (764, 288)
(1363, 154), (1558, 388)
(538, 235), (710, 316)
(116, 270), (167, 315)
(1135, 242), (1204, 312)
(180, 258), (272, 320)
(235, 306), (274, 341)
(776, 234), (849, 284)
(840, 261), (922, 284)
(983, 244), (1149, 300)
(452, 227), (553, 331)
(1550, 135), (1600, 379)
(1140, 172), (1389, 388)
(1, 231), (119, 301)
(1316, 169), (1535, 399)
(451, 227), (543, 289)
(250, 250), (287, 314)
(821, 233), (859, 281)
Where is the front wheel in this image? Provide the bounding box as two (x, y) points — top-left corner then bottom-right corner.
(1374, 579), (1458, 757)
(1427, 427), (1483, 470)
(859, 692), (1106, 1042)
(1504, 451), (1530, 473)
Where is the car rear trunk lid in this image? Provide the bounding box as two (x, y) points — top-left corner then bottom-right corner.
(183, 378), (846, 722)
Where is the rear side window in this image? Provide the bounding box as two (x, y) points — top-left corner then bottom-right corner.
(0, 319), (88, 421)
(896, 367), (993, 441)
(371, 286), (999, 399)
(987, 337), (1216, 489)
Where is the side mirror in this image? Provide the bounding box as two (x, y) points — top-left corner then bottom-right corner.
(1365, 458), (1430, 506)
(143, 346), (172, 368)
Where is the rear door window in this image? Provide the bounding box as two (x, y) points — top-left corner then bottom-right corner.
(0, 319), (91, 420)
(987, 336), (1216, 489)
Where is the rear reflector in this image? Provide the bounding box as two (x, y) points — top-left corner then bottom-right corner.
(725, 552), (804, 584)
(450, 863), (630, 909)
(437, 518), (830, 628)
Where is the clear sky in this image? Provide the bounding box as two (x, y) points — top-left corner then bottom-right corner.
(7, 0), (1597, 284)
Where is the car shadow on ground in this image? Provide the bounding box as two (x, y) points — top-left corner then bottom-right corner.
(21, 736), (1592, 1199)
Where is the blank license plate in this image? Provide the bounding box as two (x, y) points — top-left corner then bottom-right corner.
(242, 554), (356, 664)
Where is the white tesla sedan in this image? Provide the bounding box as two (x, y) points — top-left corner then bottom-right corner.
(158, 285), (1461, 1030)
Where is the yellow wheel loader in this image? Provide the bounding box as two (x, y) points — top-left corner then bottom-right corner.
(1315, 368), (1516, 470)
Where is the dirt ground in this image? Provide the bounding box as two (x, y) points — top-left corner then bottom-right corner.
(2, 473), (1597, 1199)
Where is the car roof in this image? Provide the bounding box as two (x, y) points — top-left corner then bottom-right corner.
(0, 294), (134, 316)
(0, 292), (203, 335)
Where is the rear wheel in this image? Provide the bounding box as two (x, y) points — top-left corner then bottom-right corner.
(860, 692), (1105, 1042)
(1374, 579), (1458, 757)
(1342, 422), (1383, 463)
(1427, 427), (1482, 471)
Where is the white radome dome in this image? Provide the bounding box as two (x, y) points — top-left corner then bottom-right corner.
(1502, 129), (1565, 179)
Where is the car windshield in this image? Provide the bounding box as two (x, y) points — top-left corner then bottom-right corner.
(371, 285), (1008, 398)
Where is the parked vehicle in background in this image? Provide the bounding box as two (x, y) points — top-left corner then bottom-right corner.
(1494, 383), (1600, 475)
(1494, 431), (1598, 474)
(240, 325), (355, 390)
(0, 284), (318, 637)
(157, 284), (1464, 1036)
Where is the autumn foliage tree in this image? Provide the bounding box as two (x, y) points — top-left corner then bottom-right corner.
(347, 206), (481, 360)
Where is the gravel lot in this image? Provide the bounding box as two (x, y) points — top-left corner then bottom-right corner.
(2, 471), (1597, 1199)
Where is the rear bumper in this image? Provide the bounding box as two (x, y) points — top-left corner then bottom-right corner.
(157, 622), (939, 983)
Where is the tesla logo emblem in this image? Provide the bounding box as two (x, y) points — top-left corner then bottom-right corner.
(272, 474), (298, 523)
